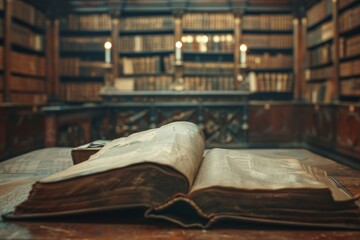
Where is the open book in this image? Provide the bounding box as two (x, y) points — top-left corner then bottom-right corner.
(4, 122), (360, 228)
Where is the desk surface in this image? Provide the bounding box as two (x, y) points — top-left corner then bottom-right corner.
(0, 148), (360, 239)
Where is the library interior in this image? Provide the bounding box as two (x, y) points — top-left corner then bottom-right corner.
(1, 0), (360, 239)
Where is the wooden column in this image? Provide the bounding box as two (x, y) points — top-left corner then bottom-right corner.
(3, 0), (12, 102)
(332, 0), (340, 101)
(46, 19), (60, 101)
(234, 13), (241, 90)
(111, 17), (120, 78)
(293, 18), (305, 100)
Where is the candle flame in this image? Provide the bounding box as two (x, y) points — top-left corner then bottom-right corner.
(104, 41), (112, 49)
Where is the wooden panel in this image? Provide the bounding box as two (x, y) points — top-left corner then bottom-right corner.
(336, 105), (360, 160)
(248, 104), (297, 144)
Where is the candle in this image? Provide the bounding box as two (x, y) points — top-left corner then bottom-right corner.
(175, 41), (182, 63)
(240, 44), (247, 65)
(104, 41), (112, 63)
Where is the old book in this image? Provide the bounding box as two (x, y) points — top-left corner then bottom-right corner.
(71, 140), (110, 165)
(3, 122), (360, 228)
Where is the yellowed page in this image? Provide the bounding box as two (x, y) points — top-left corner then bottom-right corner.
(41, 122), (205, 185)
(191, 148), (328, 193)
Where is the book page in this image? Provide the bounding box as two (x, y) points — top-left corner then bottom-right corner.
(190, 148), (328, 193)
(41, 122), (205, 186)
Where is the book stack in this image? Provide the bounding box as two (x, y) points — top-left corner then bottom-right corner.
(12, 23), (44, 51)
(242, 34), (293, 49)
(11, 52), (45, 77)
(341, 78), (360, 96)
(120, 56), (162, 75)
(61, 82), (102, 102)
(60, 14), (112, 31)
(12, 0), (46, 29)
(308, 43), (333, 67)
(182, 34), (234, 53)
(340, 59), (360, 77)
(340, 4), (360, 33)
(307, 21), (334, 47)
(340, 35), (360, 59)
(183, 76), (234, 91)
(184, 62), (233, 75)
(119, 35), (174, 52)
(61, 37), (109, 51)
(307, 0), (332, 28)
(243, 14), (293, 30)
(10, 76), (46, 92)
(306, 66), (333, 81)
(60, 58), (109, 77)
(134, 76), (173, 91)
(183, 13), (234, 30)
(251, 73), (292, 92)
(247, 53), (293, 69)
(121, 16), (174, 31)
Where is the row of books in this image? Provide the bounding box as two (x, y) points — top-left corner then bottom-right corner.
(12, 23), (44, 51)
(181, 34), (234, 53)
(339, 0), (357, 9)
(307, 43), (333, 67)
(340, 34), (360, 59)
(119, 35), (174, 52)
(10, 75), (46, 92)
(242, 15), (293, 31)
(11, 52), (45, 77)
(10, 92), (47, 104)
(61, 82), (102, 102)
(242, 34), (293, 49)
(184, 62), (233, 75)
(61, 37), (109, 51)
(183, 13), (234, 30)
(249, 73), (292, 92)
(60, 58), (110, 77)
(247, 53), (293, 69)
(183, 76), (234, 91)
(341, 78), (360, 96)
(305, 66), (333, 81)
(60, 14), (112, 31)
(120, 56), (163, 75)
(133, 76), (173, 91)
(120, 16), (174, 31)
(340, 59), (360, 77)
(305, 81), (333, 103)
(12, 0), (46, 29)
(339, 4), (360, 33)
(307, 0), (332, 28)
(307, 21), (333, 48)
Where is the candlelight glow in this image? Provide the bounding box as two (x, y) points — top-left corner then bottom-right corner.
(175, 41), (183, 48)
(240, 44), (247, 52)
(104, 41), (112, 49)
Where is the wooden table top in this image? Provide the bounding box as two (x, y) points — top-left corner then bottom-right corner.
(0, 148), (360, 240)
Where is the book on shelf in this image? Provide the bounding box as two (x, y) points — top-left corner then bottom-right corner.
(12, 22), (44, 51)
(12, 0), (46, 29)
(339, 3), (360, 33)
(60, 58), (110, 77)
(133, 76), (173, 91)
(61, 14), (111, 31)
(120, 56), (162, 75)
(61, 82), (102, 102)
(307, 43), (333, 67)
(114, 78), (135, 92)
(183, 13), (234, 30)
(10, 92), (47, 105)
(11, 52), (45, 77)
(242, 34), (293, 49)
(71, 140), (110, 165)
(61, 37), (109, 51)
(307, 21), (333, 48)
(243, 14), (293, 31)
(182, 34), (234, 53)
(306, 81), (333, 103)
(10, 76), (46, 93)
(341, 78), (360, 96)
(340, 34), (360, 59)
(340, 59), (360, 77)
(4, 122), (360, 229)
(183, 76), (234, 91)
(184, 62), (233, 75)
(305, 66), (333, 81)
(249, 72), (292, 92)
(119, 35), (174, 53)
(247, 53), (293, 70)
(121, 16), (174, 31)
(307, 0), (332, 28)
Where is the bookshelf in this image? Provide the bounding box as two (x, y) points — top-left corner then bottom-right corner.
(241, 13), (294, 95)
(1, 0), (47, 104)
(59, 13), (112, 102)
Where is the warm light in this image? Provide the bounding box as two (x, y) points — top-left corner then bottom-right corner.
(201, 35), (209, 43)
(213, 35), (220, 43)
(175, 41), (183, 48)
(240, 44), (247, 52)
(104, 41), (112, 49)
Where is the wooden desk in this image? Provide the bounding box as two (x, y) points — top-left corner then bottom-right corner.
(0, 148), (360, 239)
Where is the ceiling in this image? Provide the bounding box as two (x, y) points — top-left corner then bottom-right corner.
(42, 0), (300, 16)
